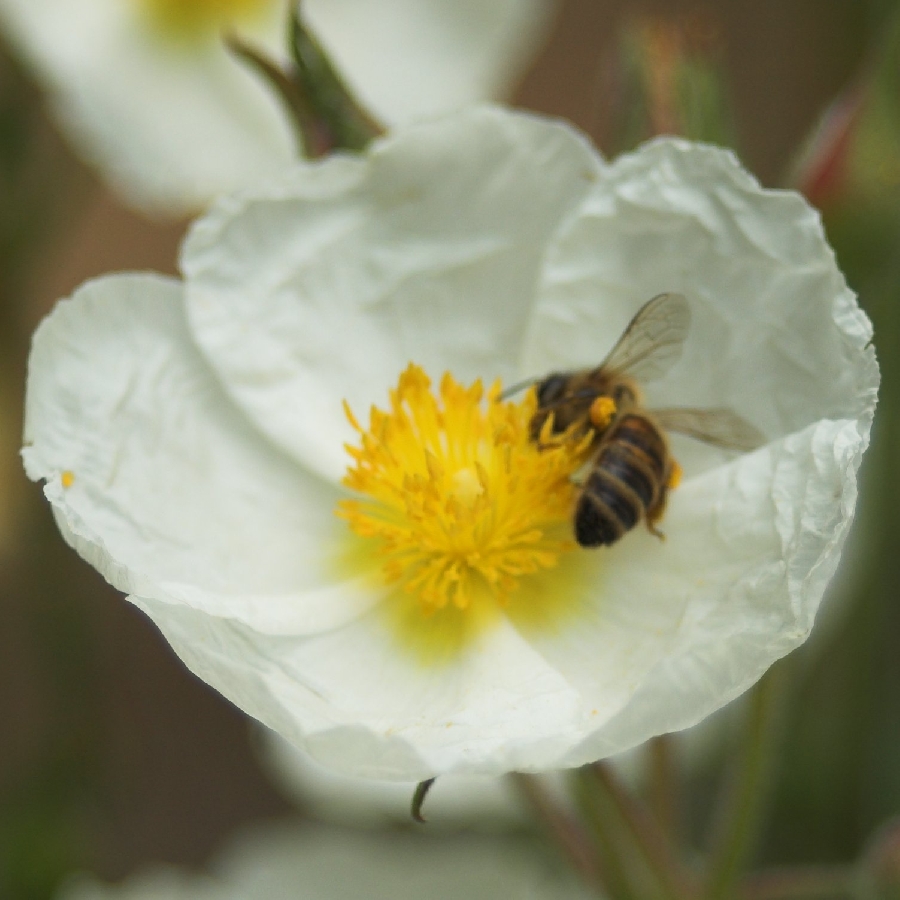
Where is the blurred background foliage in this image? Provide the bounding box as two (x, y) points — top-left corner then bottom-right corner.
(1, 1), (899, 898)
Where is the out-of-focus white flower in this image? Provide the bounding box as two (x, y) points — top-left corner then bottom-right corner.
(55, 824), (588, 900)
(23, 107), (878, 781)
(0, 0), (556, 214)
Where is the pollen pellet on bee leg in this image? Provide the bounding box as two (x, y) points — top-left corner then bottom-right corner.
(589, 396), (617, 430)
(667, 461), (683, 490)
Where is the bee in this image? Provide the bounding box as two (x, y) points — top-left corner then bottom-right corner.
(505, 293), (764, 548)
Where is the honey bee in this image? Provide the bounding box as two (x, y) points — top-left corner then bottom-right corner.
(505, 293), (764, 548)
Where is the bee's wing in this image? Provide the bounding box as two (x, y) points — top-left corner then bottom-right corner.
(601, 293), (691, 382)
(652, 407), (766, 452)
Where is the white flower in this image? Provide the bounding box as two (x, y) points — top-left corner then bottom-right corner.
(0, 0), (555, 214)
(23, 107), (878, 781)
(56, 823), (587, 900)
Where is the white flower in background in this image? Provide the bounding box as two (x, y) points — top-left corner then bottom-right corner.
(23, 107), (878, 781)
(0, 0), (556, 214)
(56, 824), (588, 900)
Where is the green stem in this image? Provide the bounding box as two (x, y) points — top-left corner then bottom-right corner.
(225, 33), (323, 156)
(704, 664), (791, 900)
(571, 766), (655, 900)
(288, 4), (382, 153)
(647, 734), (679, 838)
(226, 4), (382, 159)
(591, 762), (698, 900)
(739, 865), (857, 899)
(508, 773), (607, 897)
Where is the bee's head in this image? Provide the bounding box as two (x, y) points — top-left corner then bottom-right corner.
(535, 373), (570, 408)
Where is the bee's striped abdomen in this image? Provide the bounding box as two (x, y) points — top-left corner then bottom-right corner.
(574, 414), (669, 548)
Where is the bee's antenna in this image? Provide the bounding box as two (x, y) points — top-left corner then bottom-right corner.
(498, 377), (538, 401)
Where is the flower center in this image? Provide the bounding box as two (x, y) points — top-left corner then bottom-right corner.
(338, 364), (594, 619)
(133, 0), (272, 39)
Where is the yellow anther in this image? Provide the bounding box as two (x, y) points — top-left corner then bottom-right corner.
(589, 396), (617, 430)
(667, 460), (683, 490)
(337, 364), (594, 619)
(61, 470), (75, 489)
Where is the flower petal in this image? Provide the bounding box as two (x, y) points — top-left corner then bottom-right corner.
(23, 274), (380, 634)
(59, 823), (587, 900)
(556, 416), (871, 764)
(182, 106), (603, 480)
(261, 729), (532, 826)
(0, 0), (293, 215)
(127, 595), (592, 778)
(123, 406), (870, 778)
(0, 0), (557, 214)
(304, 0), (558, 125)
(523, 138), (877, 472)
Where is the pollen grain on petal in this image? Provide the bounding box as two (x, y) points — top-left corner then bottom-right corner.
(337, 364), (593, 646)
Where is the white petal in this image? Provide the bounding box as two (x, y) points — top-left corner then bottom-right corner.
(58, 823), (587, 900)
(127, 595), (593, 778)
(552, 417), (870, 765)
(23, 274), (380, 634)
(260, 730), (532, 826)
(0, 0), (556, 214)
(183, 106), (603, 480)
(133, 411), (872, 779)
(24, 121), (878, 782)
(304, 0), (558, 124)
(0, 0), (293, 215)
(524, 138), (878, 473)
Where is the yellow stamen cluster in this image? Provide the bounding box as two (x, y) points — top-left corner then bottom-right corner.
(338, 364), (592, 615)
(134, 0), (270, 38)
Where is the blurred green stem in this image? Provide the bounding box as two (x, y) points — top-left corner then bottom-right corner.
(648, 734), (679, 837)
(509, 772), (607, 897)
(740, 865), (857, 899)
(227, 3), (381, 159)
(704, 664), (791, 900)
(588, 761), (698, 900)
(287, 4), (382, 153)
(571, 765), (643, 900)
(571, 762), (700, 900)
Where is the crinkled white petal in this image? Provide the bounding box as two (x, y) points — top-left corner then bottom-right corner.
(0, 0), (293, 215)
(25, 110), (879, 781)
(260, 729), (532, 826)
(126, 416), (870, 778)
(0, 0), (556, 214)
(56, 823), (588, 900)
(183, 106), (603, 481)
(260, 714), (734, 825)
(523, 138), (877, 471)
(304, 0), (558, 124)
(127, 599), (588, 778)
(560, 417), (868, 764)
(23, 274), (381, 634)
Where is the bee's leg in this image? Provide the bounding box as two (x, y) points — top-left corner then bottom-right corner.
(535, 436), (568, 451)
(644, 459), (681, 541)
